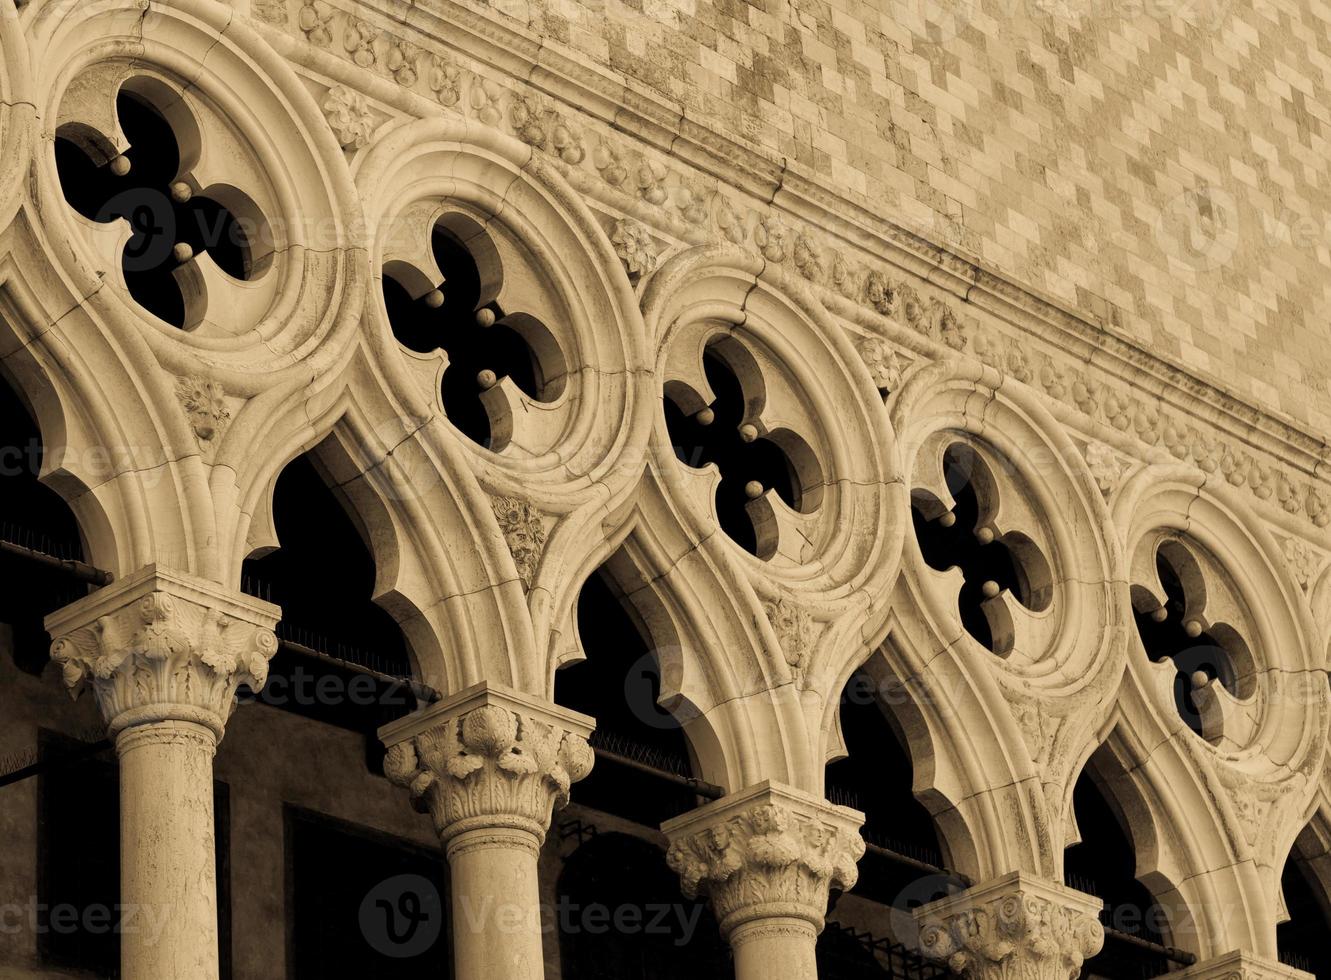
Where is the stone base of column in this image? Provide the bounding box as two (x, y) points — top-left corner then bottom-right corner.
(912, 870), (1105, 980)
(1161, 951), (1314, 980)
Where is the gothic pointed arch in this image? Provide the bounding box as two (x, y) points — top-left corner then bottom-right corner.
(1109, 463), (1330, 957)
(2, 0), (368, 582)
(1276, 792), (1331, 976)
(888, 357), (1128, 879)
(353, 114), (655, 697)
(635, 245), (906, 793)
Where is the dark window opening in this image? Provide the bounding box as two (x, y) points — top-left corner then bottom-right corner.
(663, 346), (809, 558)
(911, 444), (1051, 656)
(556, 832), (729, 980)
(1132, 548), (1243, 737)
(1277, 849), (1331, 977)
(825, 668), (948, 908)
(0, 376), (91, 675)
(554, 568), (698, 827)
(1065, 768), (1170, 979)
(241, 453), (419, 764)
(286, 807), (449, 980)
(382, 225), (554, 449)
(55, 91), (256, 328)
(817, 922), (949, 980)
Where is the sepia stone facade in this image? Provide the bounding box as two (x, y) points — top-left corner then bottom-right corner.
(0, 0), (1330, 978)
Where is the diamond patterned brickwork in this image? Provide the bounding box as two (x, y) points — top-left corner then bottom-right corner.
(430, 0), (1331, 429)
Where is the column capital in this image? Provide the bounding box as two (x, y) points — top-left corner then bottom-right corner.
(661, 781), (865, 940)
(912, 871), (1105, 980)
(46, 565), (281, 740)
(379, 682), (595, 852)
(1161, 951), (1314, 980)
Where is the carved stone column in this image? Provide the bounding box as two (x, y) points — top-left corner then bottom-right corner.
(912, 870), (1105, 980)
(46, 566), (280, 980)
(1160, 951), (1313, 980)
(380, 682), (594, 980)
(662, 781), (865, 980)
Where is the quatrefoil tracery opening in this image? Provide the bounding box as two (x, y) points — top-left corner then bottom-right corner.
(911, 443), (1053, 655)
(381, 214), (566, 450)
(1131, 539), (1255, 740)
(54, 79), (271, 329)
(663, 337), (823, 559)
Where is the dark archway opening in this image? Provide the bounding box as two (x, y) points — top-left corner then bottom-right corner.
(825, 668), (948, 906)
(1065, 763), (1172, 979)
(820, 667), (957, 978)
(240, 452), (421, 768)
(0, 375), (96, 675)
(556, 831), (730, 980)
(1277, 838), (1331, 977)
(554, 567), (700, 828)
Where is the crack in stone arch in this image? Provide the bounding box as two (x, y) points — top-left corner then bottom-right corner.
(663, 336), (822, 559)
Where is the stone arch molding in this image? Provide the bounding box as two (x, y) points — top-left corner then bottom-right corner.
(0, 0), (34, 233)
(587, 245), (907, 794)
(0, 0), (367, 580)
(1104, 464), (1330, 956)
(882, 357), (1129, 879)
(352, 116), (654, 694)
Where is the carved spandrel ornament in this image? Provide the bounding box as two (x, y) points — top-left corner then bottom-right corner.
(763, 595), (814, 682)
(913, 871), (1104, 980)
(175, 376), (232, 452)
(662, 782), (865, 940)
(490, 495), (547, 590)
(380, 683), (595, 849)
(45, 566), (280, 739)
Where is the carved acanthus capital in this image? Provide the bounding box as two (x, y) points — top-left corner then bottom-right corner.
(913, 871), (1104, 980)
(1159, 950), (1313, 980)
(46, 566), (281, 740)
(662, 782), (865, 939)
(380, 682), (595, 851)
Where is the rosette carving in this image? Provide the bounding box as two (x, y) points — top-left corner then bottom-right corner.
(46, 566), (280, 738)
(662, 782), (864, 939)
(381, 683), (595, 848)
(913, 872), (1104, 980)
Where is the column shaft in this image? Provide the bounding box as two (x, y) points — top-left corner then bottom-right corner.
(447, 828), (544, 980)
(380, 682), (596, 980)
(46, 567), (280, 980)
(729, 917), (820, 980)
(117, 721), (220, 979)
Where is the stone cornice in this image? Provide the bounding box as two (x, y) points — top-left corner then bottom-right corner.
(249, 0), (1331, 539)
(45, 565), (281, 739)
(661, 781), (865, 938)
(913, 871), (1105, 980)
(379, 681), (595, 850)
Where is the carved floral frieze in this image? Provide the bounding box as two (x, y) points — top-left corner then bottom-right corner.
(267, 1), (1331, 534)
